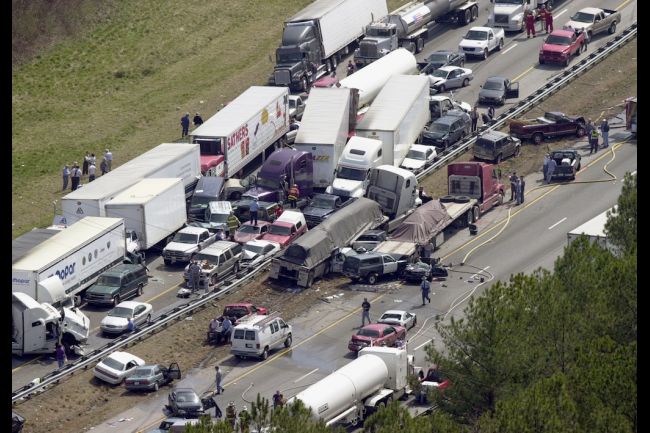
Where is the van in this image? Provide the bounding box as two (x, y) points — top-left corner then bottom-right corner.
(230, 314), (292, 360)
(85, 263), (149, 306)
(188, 177), (225, 222)
(183, 241), (243, 288)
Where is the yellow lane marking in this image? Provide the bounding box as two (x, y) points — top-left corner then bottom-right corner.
(512, 66), (534, 82)
(616, 0), (633, 11)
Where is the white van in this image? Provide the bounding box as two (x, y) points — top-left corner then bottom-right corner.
(230, 314), (292, 360)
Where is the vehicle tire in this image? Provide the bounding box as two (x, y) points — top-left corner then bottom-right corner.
(164, 259), (171, 266)
(113, 295), (120, 307)
(576, 162), (581, 171)
(563, 56), (570, 67)
(532, 132), (544, 145)
(471, 5), (478, 21)
(587, 31), (592, 42)
(576, 126), (586, 137)
(463, 9), (471, 25)
(146, 314), (151, 323)
(483, 48), (488, 60)
(539, 58), (545, 65)
(439, 84), (446, 92)
(137, 284), (144, 296)
(367, 273), (379, 285)
(233, 262), (239, 274)
(609, 22), (616, 34)
(416, 38), (424, 53)
(412, 317), (417, 328)
(153, 382), (159, 392)
(261, 347), (269, 361)
(305, 274), (314, 288)
(465, 210), (473, 227)
(404, 41), (416, 54)
(440, 195), (455, 203)
(284, 334), (292, 348)
(350, 277), (360, 284)
(454, 195), (471, 203)
(300, 77), (309, 93)
(497, 39), (504, 51)
(495, 153), (502, 164)
(462, 78), (469, 87)
(472, 205), (480, 222)
(514, 146), (521, 157)
(497, 192), (505, 206)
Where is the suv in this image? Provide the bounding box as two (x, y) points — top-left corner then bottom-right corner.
(473, 131), (521, 164)
(342, 252), (408, 285)
(230, 314), (292, 360)
(183, 241), (243, 288)
(85, 263), (148, 306)
(422, 110), (471, 150)
(163, 227), (216, 265)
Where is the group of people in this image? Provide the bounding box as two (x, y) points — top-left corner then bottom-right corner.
(526, 5), (554, 39)
(586, 118), (610, 154)
(509, 172), (526, 205)
(470, 106), (496, 133)
(208, 315), (233, 342)
(62, 149), (112, 191)
(181, 112), (204, 138)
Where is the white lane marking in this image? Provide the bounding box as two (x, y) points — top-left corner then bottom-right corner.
(414, 340), (431, 352)
(548, 217), (567, 230)
(293, 368), (319, 383)
(555, 9), (568, 19)
(470, 265), (490, 280)
(444, 266), (493, 321)
(501, 43), (518, 55)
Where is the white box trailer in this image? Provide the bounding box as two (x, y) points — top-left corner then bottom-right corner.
(61, 143), (201, 224)
(567, 206), (618, 255)
(294, 87), (354, 189)
(355, 74), (430, 167)
(12, 217), (126, 302)
(105, 178), (187, 250)
(190, 86), (290, 179)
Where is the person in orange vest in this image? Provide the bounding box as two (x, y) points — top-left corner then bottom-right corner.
(288, 184), (300, 208)
(525, 10), (536, 39)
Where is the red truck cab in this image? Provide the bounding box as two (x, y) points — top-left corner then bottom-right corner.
(447, 162), (504, 213)
(261, 211), (308, 247)
(539, 29), (587, 67)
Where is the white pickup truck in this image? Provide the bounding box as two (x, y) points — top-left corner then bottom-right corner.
(162, 227), (217, 265)
(565, 7), (621, 42)
(458, 26), (505, 60)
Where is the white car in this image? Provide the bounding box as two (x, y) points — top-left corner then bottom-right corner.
(426, 66), (474, 92)
(100, 301), (153, 335)
(93, 351), (145, 385)
(241, 239), (281, 269)
(288, 94), (307, 120)
(400, 145), (437, 174)
(378, 310), (417, 330)
(458, 26), (505, 60)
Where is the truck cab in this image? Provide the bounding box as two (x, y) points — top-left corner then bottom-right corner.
(343, 252), (407, 285)
(193, 139), (225, 177)
(327, 137), (384, 199)
(261, 211), (308, 247)
(270, 23), (324, 92)
(354, 22), (398, 66)
(188, 201), (232, 233)
(488, 0), (546, 32)
(366, 165), (421, 227)
(447, 162), (504, 213)
(188, 177), (225, 222)
(429, 95), (472, 120)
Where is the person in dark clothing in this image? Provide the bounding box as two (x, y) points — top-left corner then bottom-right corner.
(487, 106), (495, 121)
(249, 197), (259, 226)
(470, 107), (479, 133)
(509, 172), (517, 201)
(70, 164), (81, 191)
(518, 175), (526, 204)
(181, 112), (190, 137)
(193, 112), (204, 127)
(346, 60), (355, 76)
(82, 152), (90, 176)
(420, 277), (431, 306)
(589, 129), (599, 154)
(361, 298), (371, 326)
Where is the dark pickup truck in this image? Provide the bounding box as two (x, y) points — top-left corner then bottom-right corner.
(301, 193), (351, 228)
(509, 111), (586, 145)
(342, 252), (409, 285)
(550, 149), (582, 180)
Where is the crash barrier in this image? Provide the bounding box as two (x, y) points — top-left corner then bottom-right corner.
(415, 22), (637, 183)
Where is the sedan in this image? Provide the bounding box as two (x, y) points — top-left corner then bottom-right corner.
(234, 221), (272, 244)
(100, 301), (153, 335)
(378, 310), (417, 330)
(167, 387), (204, 418)
(478, 76), (519, 106)
(426, 66), (473, 92)
(125, 363), (181, 392)
(418, 50), (465, 75)
(241, 239), (281, 269)
(93, 351), (145, 385)
(348, 323), (406, 354)
(399, 145), (437, 174)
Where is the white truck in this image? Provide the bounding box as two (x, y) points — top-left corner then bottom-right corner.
(488, 0), (549, 32)
(429, 94), (472, 120)
(355, 74), (430, 167)
(105, 178), (187, 250)
(290, 347), (416, 426)
(293, 87), (359, 189)
(458, 26), (505, 60)
(61, 143), (201, 224)
(327, 136), (384, 198)
(366, 165), (422, 232)
(340, 48), (418, 107)
(190, 86), (290, 179)
(12, 216), (126, 304)
(565, 7), (621, 42)
(162, 226), (217, 265)
(567, 206), (619, 255)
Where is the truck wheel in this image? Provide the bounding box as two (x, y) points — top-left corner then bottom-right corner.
(113, 295), (121, 307)
(350, 277), (360, 284)
(284, 334), (292, 348)
(609, 22), (616, 34)
(483, 48), (488, 60)
(576, 162), (581, 171)
(404, 41), (416, 54)
(261, 347), (269, 360)
(514, 146), (520, 157)
(563, 56), (570, 67)
(473, 206), (480, 222)
(440, 195), (455, 203)
(300, 77), (309, 93)
(463, 9), (471, 25)
(495, 153), (502, 164)
(305, 274), (314, 288)
(137, 284), (144, 296)
(576, 126), (586, 137)
(153, 382), (159, 392)
(471, 5), (478, 21)
(539, 58), (545, 65)
(367, 273), (378, 285)
(331, 55), (338, 71)
(416, 38), (424, 53)
(497, 39), (504, 51)
(497, 192), (504, 206)
(532, 133), (544, 145)
(454, 196), (471, 203)
(465, 211), (473, 227)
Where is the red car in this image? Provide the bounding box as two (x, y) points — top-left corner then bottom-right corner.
(348, 323), (406, 354)
(260, 211), (307, 248)
(233, 221), (272, 244)
(539, 29), (587, 66)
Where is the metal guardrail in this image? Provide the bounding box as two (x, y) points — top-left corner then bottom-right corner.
(12, 21), (637, 405)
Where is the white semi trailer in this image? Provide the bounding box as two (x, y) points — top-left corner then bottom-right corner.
(290, 347), (413, 426)
(339, 48), (417, 107)
(567, 206), (619, 255)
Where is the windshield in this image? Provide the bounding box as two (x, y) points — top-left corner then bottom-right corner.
(209, 213), (229, 223)
(133, 367), (154, 376)
(337, 166), (366, 181)
(190, 196), (212, 209)
(176, 391), (199, 402)
(108, 307), (134, 318)
(406, 149), (426, 160)
(432, 69), (450, 79)
(357, 329), (380, 338)
(256, 177), (280, 190)
(495, 0), (522, 4)
(243, 244), (264, 255)
(570, 12), (594, 23)
(96, 275), (121, 286)
(428, 123), (450, 133)
(380, 313), (402, 321)
(238, 224), (261, 234)
(277, 51), (302, 63)
(426, 53), (448, 63)
(464, 30), (488, 41)
(546, 35), (571, 45)
(483, 80), (504, 91)
(289, 99), (296, 109)
(311, 198), (334, 209)
(268, 225), (291, 236)
(102, 357), (126, 371)
(357, 234), (379, 242)
(193, 252), (218, 264)
(172, 233), (199, 244)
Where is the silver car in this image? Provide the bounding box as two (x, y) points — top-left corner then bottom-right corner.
(378, 310), (417, 330)
(427, 66), (473, 92)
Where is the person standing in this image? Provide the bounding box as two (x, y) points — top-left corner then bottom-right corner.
(62, 165), (70, 191)
(361, 298), (371, 327)
(542, 154), (550, 183)
(273, 390), (284, 409)
(55, 343), (66, 369)
(518, 175), (526, 204)
(585, 118), (595, 136)
(70, 163), (82, 191)
(509, 172), (518, 201)
(589, 128), (600, 154)
(288, 184), (300, 209)
(215, 366), (224, 395)
(189, 261), (201, 292)
(420, 276), (431, 306)
(100, 157), (108, 176)
(545, 7), (554, 33)
(226, 212), (240, 237)
(346, 60), (355, 77)
(275, 203), (283, 219)
(82, 152), (90, 176)
(88, 160), (96, 182)
(127, 317), (135, 333)
(89, 153), (96, 168)
(470, 106), (479, 133)
(193, 112), (204, 127)
(525, 10), (536, 38)
(600, 118), (610, 148)
(221, 316), (232, 343)
(515, 176), (522, 205)
(104, 149), (113, 171)
(546, 157), (557, 184)
(487, 106), (495, 122)
(249, 197), (259, 226)
(181, 112), (190, 138)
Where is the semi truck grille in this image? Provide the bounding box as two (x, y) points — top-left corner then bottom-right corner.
(494, 14), (509, 24)
(274, 70), (291, 85)
(359, 44), (377, 57)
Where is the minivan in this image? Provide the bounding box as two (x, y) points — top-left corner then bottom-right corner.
(188, 177), (225, 222)
(230, 314), (292, 360)
(85, 263), (149, 306)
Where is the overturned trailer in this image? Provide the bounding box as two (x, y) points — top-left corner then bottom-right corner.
(269, 198), (386, 288)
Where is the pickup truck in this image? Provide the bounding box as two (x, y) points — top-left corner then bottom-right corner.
(550, 149), (582, 180)
(429, 95), (472, 120)
(509, 111), (586, 144)
(342, 251), (409, 285)
(458, 26), (505, 60)
(162, 227), (217, 265)
(539, 29), (587, 66)
(565, 7), (621, 42)
(288, 94), (307, 120)
(301, 193), (350, 228)
(261, 211), (308, 248)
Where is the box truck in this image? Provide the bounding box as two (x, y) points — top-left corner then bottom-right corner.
(355, 74), (430, 167)
(105, 178), (187, 250)
(61, 143), (201, 224)
(190, 86), (290, 179)
(12, 217), (126, 303)
(567, 206), (619, 255)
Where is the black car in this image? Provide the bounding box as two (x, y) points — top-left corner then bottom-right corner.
(301, 193), (349, 228)
(418, 50), (465, 75)
(167, 387), (204, 418)
(403, 261), (432, 283)
(421, 110), (472, 150)
(12, 411), (25, 433)
(478, 76), (520, 106)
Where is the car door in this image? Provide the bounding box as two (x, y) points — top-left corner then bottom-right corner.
(382, 327), (397, 346)
(133, 305), (146, 325)
(451, 120), (463, 143)
(506, 81), (519, 99)
(382, 255), (398, 274)
(594, 11), (605, 33)
(166, 362), (182, 381)
(451, 69), (464, 88)
(198, 231), (209, 250)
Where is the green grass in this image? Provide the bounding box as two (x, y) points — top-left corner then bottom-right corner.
(11, 0), (411, 238)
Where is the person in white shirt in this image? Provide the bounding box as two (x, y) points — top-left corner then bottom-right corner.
(88, 162), (96, 182)
(104, 149), (113, 171)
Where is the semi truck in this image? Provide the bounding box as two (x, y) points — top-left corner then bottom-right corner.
(290, 347), (417, 426)
(340, 48), (417, 107)
(105, 178), (187, 250)
(355, 74), (430, 167)
(61, 143), (201, 224)
(190, 86), (290, 179)
(293, 87), (359, 189)
(269, 0), (388, 92)
(355, 0), (479, 65)
(366, 165), (422, 232)
(487, 0), (551, 32)
(12, 217), (126, 304)
(567, 206), (619, 255)
(327, 136), (384, 199)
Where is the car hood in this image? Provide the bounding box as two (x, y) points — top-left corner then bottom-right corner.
(235, 233), (259, 243)
(175, 401), (202, 410)
(479, 88), (504, 99)
(164, 242), (196, 253)
(428, 76), (446, 86)
(459, 39), (487, 49)
(493, 4), (520, 15)
(243, 187), (276, 202)
(88, 284), (118, 295)
(242, 250), (261, 261)
(424, 130), (447, 140)
(302, 206), (332, 218)
(332, 178), (363, 193)
(262, 234), (290, 245)
(565, 20), (590, 31)
(400, 158), (426, 170)
(189, 221), (227, 231)
(542, 43), (571, 53)
(101, 316), (128, 328)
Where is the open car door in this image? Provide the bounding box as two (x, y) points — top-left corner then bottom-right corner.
(167, 362), (181, 381)
(506, 81), (520, 99)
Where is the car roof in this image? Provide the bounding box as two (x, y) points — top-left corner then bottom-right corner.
(437, 66), (460, 72)
(200, 240), (239, 254)
(409, 144), (432, 152)
(173, 387), (197, 393)
(178, 226), (208, 235)
(381, 310), (407, 316)
(102, 263), (141, 276)
(479, 130), (509, 141)
(275, 210), (304, 224)
(434, 115), (460, 126)
(115, 300), (147, 309)
(105, 351), (140, 363)
(549, 29), (575, 38)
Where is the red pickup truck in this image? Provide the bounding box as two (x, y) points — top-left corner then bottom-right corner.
(539, 29), (587, 67)
(509, 112), (586, 145)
